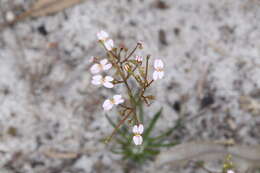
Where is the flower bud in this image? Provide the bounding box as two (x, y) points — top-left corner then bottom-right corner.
(137, 41), (144, 49)
(124, 63), (132, 72)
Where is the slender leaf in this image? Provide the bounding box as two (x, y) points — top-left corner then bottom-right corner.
(143, 108), (163, 139)
(143, 149), (160, 156)
(149, 118), (183, 142)
(138, 102), (144, 123)
(111, 149), (124, 154)
(148, 141), (179, 148)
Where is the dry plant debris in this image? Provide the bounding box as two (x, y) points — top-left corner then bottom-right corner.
(1, 0), (84, 30)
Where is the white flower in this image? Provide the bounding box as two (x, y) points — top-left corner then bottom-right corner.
(153, 59), (164, 80)
(90, 59), (112, 74)
(133, 124), (144, 145)
(103, 95), (124, 111)
(97, 30), (114, 51)
(227, 170), (235, 173)
(135, 55), (143, 63)
(104, 39), (114, 51)
(91, 75), (114, 88)
(97, 30), (109, 40)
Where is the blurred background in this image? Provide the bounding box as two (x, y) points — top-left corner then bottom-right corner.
(0, 0), (260, 172)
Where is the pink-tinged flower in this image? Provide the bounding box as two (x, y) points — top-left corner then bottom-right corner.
(227, 170), (235, 173)
(97, 30), (109, 40)
(91, 75), (114, 88)
(153, 59), (164, 80)
(90, 59), (112, 74)
(133, 124), (144, 145)
(97, 30), (114, 51)
(104, 39), (114, 51)
(135, 55), (143, 63)
(103, 95), (124, 111)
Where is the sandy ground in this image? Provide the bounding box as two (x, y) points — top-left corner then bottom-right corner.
(0, 0), (260, 172)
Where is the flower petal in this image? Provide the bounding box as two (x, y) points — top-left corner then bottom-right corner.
(154, 59), (164, 69)
(133, 135), (143, 145)
(93, 75), (103, 81)
(135, 55), (142, 62)
(103, 99), (113, 111)
(91, 75), (102, 85)
(103, 63), (112, 71)
(104, 76), (113, 82)
(158, 71), (164, 79)
(97, 30), (109, 40)
(137, 124), (144, 134)
(103, 81), (114, 88)
(100, 59), (108, 66)
(153, 71), (160, 80)
(104, 39), (114, 51)
(113, 95), (124, 105)
(90, 64), (101, 74)
(133, 125), (139, 134)
(227, 170), (235, 173)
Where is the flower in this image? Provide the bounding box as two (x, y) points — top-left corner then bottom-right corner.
(90, 59), (112, 74)
(153, 59), (164, 80)
(132, 124), (144, 145)
(97, 30), (114, 51)
(97, 30), (109, 40)
(135, 55), (143, 63)
(91, 75), (114, 88)
(103, 39), (114, 51)
(103, 95), (124, 111)
(227, 170), (235, 173)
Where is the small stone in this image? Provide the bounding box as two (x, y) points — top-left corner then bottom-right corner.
(159, 29), (168, 46)
(200, 94), (214, 109)
(173, 101), (181, 113)
(37, 25), (48, 36)
(7, 126), (17, 137)
(155, 0), (169, 9)
(5, 11), (15, 22)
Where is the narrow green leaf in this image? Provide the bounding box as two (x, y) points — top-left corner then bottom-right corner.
(149, 118), (183, 142)
(138, 101), (144, 123)
(111, 148), (124, 154)
(115, 138), (128, 145)
(148, 141), (179, 148)
(143, 108), (163, 139)
(143, 149), (160, 156)
(105, 114), (116, 127)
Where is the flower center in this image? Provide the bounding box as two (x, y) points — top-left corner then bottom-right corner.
(110, 99), (115, 104)
(98, 63), (104, 70)
(156, 68), (163, 72)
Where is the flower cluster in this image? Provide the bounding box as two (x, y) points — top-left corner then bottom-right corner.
(91, 30), (165, 145)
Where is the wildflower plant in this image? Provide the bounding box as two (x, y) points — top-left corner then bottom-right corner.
(222, 154), (235, 173)
(90, 30), (166, 145)
(106, 105), (180, 163)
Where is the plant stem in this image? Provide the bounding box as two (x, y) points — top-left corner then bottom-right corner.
(105, 110), (133, 143)
(122, 44), (139, 63)
(108, 52), (140, 125)
(145, 55), (150, 84)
